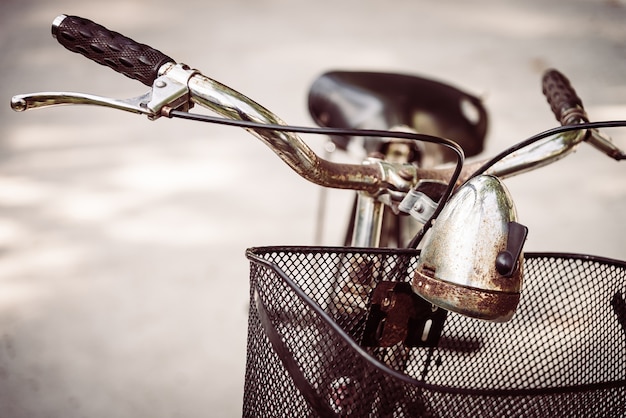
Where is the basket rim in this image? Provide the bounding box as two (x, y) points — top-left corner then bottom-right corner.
(246, 246), (626, 267)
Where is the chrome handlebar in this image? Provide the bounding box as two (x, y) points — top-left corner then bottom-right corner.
(11, 62), (417, 196)
(11, 16), (624, 202)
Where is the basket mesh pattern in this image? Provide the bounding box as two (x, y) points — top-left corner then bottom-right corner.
(243, 247), (626, 417)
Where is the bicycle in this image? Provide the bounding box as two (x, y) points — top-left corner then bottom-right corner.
(11, 15), (626, 417)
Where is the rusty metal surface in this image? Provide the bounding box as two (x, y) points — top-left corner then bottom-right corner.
(412, 176), (523, 321)
(412, 270), (521, 322)
(363, 281), (448, 347)
(2, 1), (625, 417)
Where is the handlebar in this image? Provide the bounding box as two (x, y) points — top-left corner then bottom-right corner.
(10, 15), (626, 197)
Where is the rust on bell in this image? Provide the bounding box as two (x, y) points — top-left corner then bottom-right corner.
(412, 270), (520, 322)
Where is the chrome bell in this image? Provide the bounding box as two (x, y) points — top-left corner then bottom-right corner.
(412, 175), (528, 322)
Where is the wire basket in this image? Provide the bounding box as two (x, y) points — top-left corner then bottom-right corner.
(243, 247), (626, 417)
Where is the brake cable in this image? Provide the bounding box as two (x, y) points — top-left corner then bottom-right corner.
(168, 110), (625, 248)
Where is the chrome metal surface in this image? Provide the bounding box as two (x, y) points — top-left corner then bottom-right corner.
(376, 159), (418, 198)
(587, 129), (626, 160)
(398, 189), (438, 223)
(186, 72), (397, 194)
(486, 129), (588, 179)
(51, 14), (67, 39)
(10, 91), (153, 115)
(412, 175), (523, 322)
(351, 193), (384, 247)
(9, 64), (193, 119)
(146, 63), (197, 117)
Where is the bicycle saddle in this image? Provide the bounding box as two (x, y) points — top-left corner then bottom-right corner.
(308, 71), (488, 162)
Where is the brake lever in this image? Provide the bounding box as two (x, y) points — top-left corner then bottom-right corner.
(587, 128), (626, 161)
(11, 90), (153, 115)
(11, 63), (196, 120)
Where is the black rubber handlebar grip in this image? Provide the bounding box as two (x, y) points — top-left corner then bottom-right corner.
(541, 69), (585, 124)
(52, 15), (174, 86)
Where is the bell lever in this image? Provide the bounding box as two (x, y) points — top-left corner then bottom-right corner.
(496, 221), (528, 277)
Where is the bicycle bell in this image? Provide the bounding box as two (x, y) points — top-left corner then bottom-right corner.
(412, 175), (528, 322)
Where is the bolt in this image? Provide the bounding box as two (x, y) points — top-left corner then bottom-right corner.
(155, 80), (167, 88)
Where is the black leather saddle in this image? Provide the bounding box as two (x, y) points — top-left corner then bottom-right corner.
(308, 71), (488, 162)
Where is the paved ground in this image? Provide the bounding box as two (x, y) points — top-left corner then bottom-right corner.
(1, 0), (625, 416)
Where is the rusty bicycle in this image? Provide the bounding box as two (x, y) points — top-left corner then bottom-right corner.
(11, 15), (626, 417)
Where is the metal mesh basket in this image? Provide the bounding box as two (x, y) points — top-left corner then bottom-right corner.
(243, 247), (626, 417)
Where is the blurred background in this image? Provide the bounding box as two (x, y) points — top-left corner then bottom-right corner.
(1, 0), (625, 416)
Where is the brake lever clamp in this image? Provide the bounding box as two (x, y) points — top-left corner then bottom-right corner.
(11, 63), (197, 120)
(147, 63), (197, 119)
